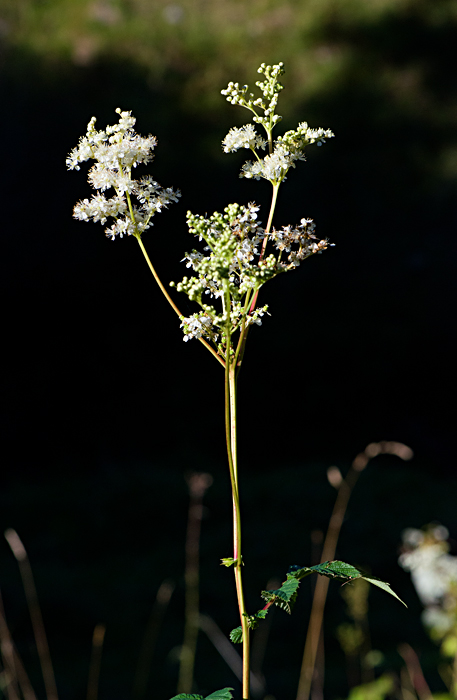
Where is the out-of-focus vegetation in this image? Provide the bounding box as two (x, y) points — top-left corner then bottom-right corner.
(1, 0), (457, 140)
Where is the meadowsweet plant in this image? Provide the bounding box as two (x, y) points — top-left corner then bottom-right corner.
(68, 62), (405, 700)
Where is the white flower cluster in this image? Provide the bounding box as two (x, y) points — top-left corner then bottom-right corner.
(221, 63), (334, 186)
(239, 122), (334, 185)
(222, 124), (267, 153)
(270, 218), (334, 267)
(180, 313), (214, 342)
(170, 203), (332, 343)
(67, 109), (180, 240)
(399, 525), (457, 642)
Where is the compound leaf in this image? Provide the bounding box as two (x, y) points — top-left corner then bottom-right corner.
(230, 560), (405, 653)
(169, 695), (203, 700)
(289, 560), (406, 606)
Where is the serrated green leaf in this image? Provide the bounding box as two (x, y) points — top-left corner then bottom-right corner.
(316, 560), (363, 579)
(230, 626), (243, 643)
(362, 576), (407, 607)
(276, 577), (300, 601)
(205, 689), (234, 700)
(168, 695), (203, 700)
(288, 564), (314, 580)
(288, 561), (406, 607)
(261, 577), (300, 613)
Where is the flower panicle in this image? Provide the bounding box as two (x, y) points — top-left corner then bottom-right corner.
(171, 203), (333, 343)
(221, 62), (334, 186)
(68, 108), (180, 240)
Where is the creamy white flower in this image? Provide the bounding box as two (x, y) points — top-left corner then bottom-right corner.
(180, 313), (214, 341)
(240, 143), (300, 183)
(68, 109), (180, 240)
(181, 251), (204, 269)
(399, 527), (457, 606)
(222, 125), (267, 153)
(399, 545), (456, 605)
(73, 194), (127, 224)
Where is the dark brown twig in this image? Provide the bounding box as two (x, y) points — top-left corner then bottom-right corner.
(4, 529), (58, 700)
(296, 442), (413, 700)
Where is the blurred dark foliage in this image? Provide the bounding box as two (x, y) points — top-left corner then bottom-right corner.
(0, 0), (456, 698)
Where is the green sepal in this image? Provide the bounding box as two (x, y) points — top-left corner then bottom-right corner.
(220, 557), (236, 567)
(229, 626), (243, 643)
(221, 556), (242, 567)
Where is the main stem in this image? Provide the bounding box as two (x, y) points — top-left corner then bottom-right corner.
(223, 286), (250, 699)
(230, 367), (250, 700)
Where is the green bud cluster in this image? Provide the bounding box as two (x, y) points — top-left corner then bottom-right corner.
(174, 63), (334, 349)
(221, 63), (334, 186)
(221, 62), (285, 135)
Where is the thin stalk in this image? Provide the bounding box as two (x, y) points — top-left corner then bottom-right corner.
(296, 466), (362, 700)
(0, 592), (21, 700)
(229, 366), (250, 700)
(247, 183), (279, 319)
(233, 289), (254, 378)
(223, 282), (249, 699)
(398, 644), (433, 700)
(177, 473), (213, 695)
(4, 530), (58, 700)
(86, 624), (105, 700)
(133, 580), (175, 700)
(234, 182), (280, 369)
(296, 441), (414, 700)
(257, 183), (279, 264)
(265, 183), (279, 240)
(199, 615), (264, 697)
(0, 591), (37, 700)
(135, 236), (225, 368)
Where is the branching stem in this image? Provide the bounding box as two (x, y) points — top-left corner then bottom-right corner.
(249, 183), (279, 315)
(135, 236), (225, 368)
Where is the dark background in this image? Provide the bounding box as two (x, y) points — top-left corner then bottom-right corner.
(0, 0), (456, 698)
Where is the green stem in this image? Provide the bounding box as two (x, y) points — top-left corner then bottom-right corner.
(135, 236), (225, 368)
(265, 183), (279, 239)
(229, 367), (250, 700)
(248, 183), (279, 316)
(234, 182), (280, 376)
(223, 281), (250, 700)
